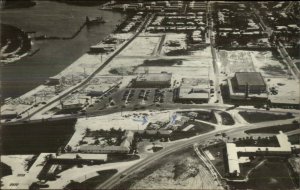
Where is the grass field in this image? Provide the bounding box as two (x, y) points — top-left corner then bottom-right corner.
(288, 134), (300, 145)
(219, 111), (235, 125)
(229, 158), (297, 190)
(245, 123), (299, 134)
(239, 111), (294, 123)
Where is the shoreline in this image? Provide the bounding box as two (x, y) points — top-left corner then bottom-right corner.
(0, 24), (32, 64)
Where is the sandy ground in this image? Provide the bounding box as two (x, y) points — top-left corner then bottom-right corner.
(119, 36), (161, 57)
(129, 149), (221, 189)
(67, 110), (171, 149)
(266, 78), (300, 104)
(251, 51), (289, 77)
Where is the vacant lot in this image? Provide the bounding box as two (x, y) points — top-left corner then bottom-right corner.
(219, 50), (255, 75)
(239, 111), (294, 123)
(114, 147), (220, 190)
(245, 123), (299, 134)
(251, 51), (289, 77)
(119, 36), (161, 57)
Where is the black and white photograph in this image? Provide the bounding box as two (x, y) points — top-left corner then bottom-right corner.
(0, 0), (300, 189)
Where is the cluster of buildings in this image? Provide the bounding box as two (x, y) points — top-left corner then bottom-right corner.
(146, 12), (207, 33)
(121, 1), (184, 12)
(214, 3), (268, 48)
(226, 131), (300, 177)
(174, 78), (211, 103)
(79, 130), (134, 154)
(187, 1), (207, 12)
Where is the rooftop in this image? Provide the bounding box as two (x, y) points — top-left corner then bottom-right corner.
(136, 73), (172, 82)
(235, 72), (266, 86)
(178, 87), (209, 99)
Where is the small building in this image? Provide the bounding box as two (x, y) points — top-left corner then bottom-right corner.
(45, 77), (60, 86)
(131, 73), (172, 88)
(0, 109), (18, 120)
(62, 103), (83, 111)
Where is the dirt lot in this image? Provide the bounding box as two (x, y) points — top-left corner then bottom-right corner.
(114, 147), (221, 189)
(219, 50), (256, 75)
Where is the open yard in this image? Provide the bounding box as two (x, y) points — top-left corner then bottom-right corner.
(238, 111), (294, 123)
(119, 36), (161, 57)
(266, 78), (300, 106)
(219, 50), (256, 75)
(251, 51), (289, 77)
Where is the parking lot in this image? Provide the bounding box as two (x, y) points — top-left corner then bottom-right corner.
(86, 87), (174, 113)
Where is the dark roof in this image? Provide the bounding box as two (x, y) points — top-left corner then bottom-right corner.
(235, 72), (266, 86)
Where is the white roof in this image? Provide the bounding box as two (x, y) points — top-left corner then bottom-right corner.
(226, 143), (240, 174)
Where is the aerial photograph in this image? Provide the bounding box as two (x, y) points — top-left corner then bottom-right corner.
(0, 0), (300, 189)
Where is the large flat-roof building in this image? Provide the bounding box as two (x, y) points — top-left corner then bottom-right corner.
(228, 72), (268, 100)
(174, 78), (210, 103)
(131, 73), (172, 88)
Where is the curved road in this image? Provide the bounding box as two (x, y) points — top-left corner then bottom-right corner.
(96, 116), (299, 189)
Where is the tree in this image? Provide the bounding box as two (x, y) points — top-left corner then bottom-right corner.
(85, 128), (91, 135)
(94, 139), (100, 145)
(29, 182), (40, 190)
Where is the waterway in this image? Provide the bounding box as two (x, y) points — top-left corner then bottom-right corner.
(0, 1), (124, 100)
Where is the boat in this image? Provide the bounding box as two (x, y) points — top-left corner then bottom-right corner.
(86, 16), (106, 26)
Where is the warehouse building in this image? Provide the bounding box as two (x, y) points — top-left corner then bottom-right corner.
(131, 73), (172, 88)
(174, 78), (210, 103)
(228, 72), (268, 100)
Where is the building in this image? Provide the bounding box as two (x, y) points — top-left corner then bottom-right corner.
(226, 131), (292, 177)
(174, 78), (210, 103)
(45, 77), (60, 86)
(0, 108), (18, 120)
(228, 72), (268, 100)
(131, 73), (172, 88)
(120, 130), (134, 148)
(79, 130), (134, 154)
(79, 145), (130, 154)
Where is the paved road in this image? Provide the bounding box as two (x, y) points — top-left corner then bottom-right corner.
(207, 2), (223, 104)
(3, 102), (300, 127)
(95, 117), (298, 189)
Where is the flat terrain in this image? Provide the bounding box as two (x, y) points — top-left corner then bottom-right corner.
(239, 111), (294, 123)
(114, 147), (220, 190)
(245, 123), (299, 134)
(229, 158), (297, 190)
